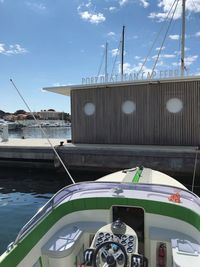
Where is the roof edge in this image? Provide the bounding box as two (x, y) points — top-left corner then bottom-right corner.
(43, 75), (200, 96)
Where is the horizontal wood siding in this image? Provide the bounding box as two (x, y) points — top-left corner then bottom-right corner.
(71, 80), (200, 145)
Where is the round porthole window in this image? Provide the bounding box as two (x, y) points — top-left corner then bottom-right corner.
(166, 98), (183, 113)
(122, 100), (136, 114)
(84, 102), (95, 116)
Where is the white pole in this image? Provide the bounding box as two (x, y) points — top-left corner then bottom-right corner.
(1, 124), (9, 142)
(181, 0), (186, 76)
(105, 42), (108, 82)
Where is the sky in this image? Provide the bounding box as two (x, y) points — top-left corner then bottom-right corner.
(1, 0), (200, 113)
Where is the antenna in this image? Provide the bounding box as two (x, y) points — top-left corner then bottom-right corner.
(10, 79), (76, 184)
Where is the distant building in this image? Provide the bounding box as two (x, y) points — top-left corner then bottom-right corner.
(36, 110), (66, 120)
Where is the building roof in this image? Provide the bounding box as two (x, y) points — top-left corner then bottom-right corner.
(43, 76), (200, 96)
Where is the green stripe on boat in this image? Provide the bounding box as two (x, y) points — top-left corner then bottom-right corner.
(132, 166), (143, 183)
(1, 196), (200, 267)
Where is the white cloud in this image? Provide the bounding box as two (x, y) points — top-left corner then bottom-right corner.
(107, 31), (116, 36)
(79, 11), (105, 24)
(139, 0), (149, 8)
(149, 0), (200, 22)
(52, 82), (66, 87)
(0, 43), (5, 53)
(0, 43), (28, 55)
(122, 62), (153, 75)
(109, 6), (117, 11)
(195, 31), (200, 37)
(134, 56), (141, 60)
(162, 54), (176, 58)
(26, 2), (46, 12)
(119, 0), (129, 6)
(148, 12), (168, 21)
(172, 55), (198, 67)
(169, 34), (180, 40)
(111, 48), (120, 57)
(152, 53), (175, 59)
(156, 60), (164, 66)
(119, 0), (149, 8)
(78, 2), (106, 24)
(174, 47), (190, 55)
(184, 55), (198, 66)
(85, 0), (92, 8)
(171, 62), (179, 66)
(155, 46), (166, 51)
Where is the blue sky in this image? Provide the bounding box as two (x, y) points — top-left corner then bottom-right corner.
(1, 0), (200, 113)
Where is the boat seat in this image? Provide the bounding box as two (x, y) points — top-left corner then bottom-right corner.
(149, 227), (198, 242)
(171, 239), (200, 254)
(42, 221), (105, 258)
(171, 239), (200, 267)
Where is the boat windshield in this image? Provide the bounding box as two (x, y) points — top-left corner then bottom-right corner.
(14, 181), (200, 244)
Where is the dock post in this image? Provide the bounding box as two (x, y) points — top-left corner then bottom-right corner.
(0, 124), (9, 142)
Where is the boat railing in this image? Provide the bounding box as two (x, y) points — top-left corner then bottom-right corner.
(14, 182), (200, 245)
(14, 184), (81, 244)
(14, 199), (54, 245)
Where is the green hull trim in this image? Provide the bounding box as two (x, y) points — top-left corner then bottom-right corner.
(132, 168), (143, 183)
(0, 197), (200, 267)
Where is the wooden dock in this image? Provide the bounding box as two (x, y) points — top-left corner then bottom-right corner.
(0, 139), (199, 181)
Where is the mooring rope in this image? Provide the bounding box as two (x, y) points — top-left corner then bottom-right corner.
(10, 78), (76, 184)
(192, 146), (199, 192)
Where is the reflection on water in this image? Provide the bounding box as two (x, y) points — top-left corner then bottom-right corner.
(9, 126), (71, 139)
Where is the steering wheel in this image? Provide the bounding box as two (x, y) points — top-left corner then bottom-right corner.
(93, 241), (128, 267)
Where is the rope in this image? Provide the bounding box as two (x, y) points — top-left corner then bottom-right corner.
(192, 146), (199, 192)
(111, 41), (121, 77)
(150, 0), (179, 77)
(97, 47), (106, 77)
(10, 79), (76, 184)
(138, 0), (178, 75)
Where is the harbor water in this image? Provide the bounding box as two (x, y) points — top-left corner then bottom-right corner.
(0, 127), (107, 254)
(9, 125), (72, 140)
(0, 127), (71, 254)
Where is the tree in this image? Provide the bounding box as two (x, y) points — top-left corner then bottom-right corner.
(0, 110), (6, 118)
(14, 110), (26, 115)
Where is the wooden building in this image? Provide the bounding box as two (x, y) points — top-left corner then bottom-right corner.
(44, 77), (200, 146)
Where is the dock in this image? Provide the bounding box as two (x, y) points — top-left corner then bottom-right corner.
(0, 139), (199, 181)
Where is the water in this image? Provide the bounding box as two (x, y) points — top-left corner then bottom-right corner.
(0, 127), (73, 254)
(0, 167), (104, 254)
(9, 126), (71, 139)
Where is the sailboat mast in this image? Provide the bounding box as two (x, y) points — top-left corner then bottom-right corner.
(105, 42), (108, 82)
(121, 25), (125, 77)
(181, 0), (186, 76)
